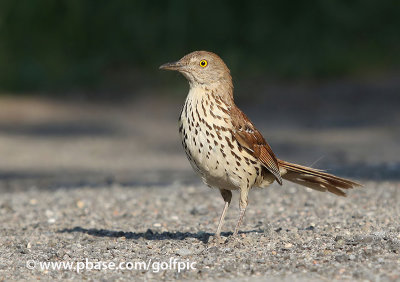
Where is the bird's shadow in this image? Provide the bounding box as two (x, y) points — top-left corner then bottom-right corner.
(57, 226), (263, 244)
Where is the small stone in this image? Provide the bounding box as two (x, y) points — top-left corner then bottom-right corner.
(76, 200), (85, 209)
(363, 249), (373, 256)
(224, 264), (236, 272)
(57, 249), (65, 258)
(45, 210), (54, 217)
(202, 256), (215, 265)
(335, 235), (345, 241)
(284, 243), (293, 249)
(335, 254), (348, 262)
(176, 248), (193, 256)
(190, 206), (208, 215)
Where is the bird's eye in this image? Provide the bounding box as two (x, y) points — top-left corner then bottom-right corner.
(199, 59), (208, 68)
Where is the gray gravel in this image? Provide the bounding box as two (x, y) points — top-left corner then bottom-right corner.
(0, 82), (399, 281)
(1, 181), (400, 281)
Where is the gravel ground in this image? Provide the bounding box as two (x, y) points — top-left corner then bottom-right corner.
(1, 181), (400, 281)
(0, 80), (399, 281)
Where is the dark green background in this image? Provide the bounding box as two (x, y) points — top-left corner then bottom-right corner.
(0, 0), (399, 94)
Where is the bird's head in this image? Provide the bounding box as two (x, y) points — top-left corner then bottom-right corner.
(159, 51), (232, 88)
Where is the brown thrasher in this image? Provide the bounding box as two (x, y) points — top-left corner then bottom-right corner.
(160, 51), (361, 239)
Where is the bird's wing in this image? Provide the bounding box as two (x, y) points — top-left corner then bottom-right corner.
(231, 107), (283, 185)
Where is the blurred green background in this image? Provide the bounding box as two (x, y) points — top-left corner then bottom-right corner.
(0, 0), (399, 96)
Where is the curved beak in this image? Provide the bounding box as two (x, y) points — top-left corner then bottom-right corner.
(159, 61), (184, 71)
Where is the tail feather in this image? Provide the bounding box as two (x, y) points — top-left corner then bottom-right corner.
(278, 159), (362, 197)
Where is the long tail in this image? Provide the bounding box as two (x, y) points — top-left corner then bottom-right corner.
(278, 159), (362, 196)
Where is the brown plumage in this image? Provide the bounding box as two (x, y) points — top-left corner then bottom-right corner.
(160, 50), (362, 239)
(278, 160), (358, 196)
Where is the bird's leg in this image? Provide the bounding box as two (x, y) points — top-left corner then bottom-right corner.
(233, 188), (249, 236)
(215, 189), (232, 238)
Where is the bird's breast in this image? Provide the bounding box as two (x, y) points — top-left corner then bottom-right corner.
(178, 87), (261, 190)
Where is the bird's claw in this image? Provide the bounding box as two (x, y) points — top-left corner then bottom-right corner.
(207, 235), (226, 245)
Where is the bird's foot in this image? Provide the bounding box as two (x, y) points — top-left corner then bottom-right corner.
(223, 232), (246, 245)
(207, 235), (226, 245)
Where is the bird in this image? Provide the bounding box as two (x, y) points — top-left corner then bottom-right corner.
(159, 51), (361, 240)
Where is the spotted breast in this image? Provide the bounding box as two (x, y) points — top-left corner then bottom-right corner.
(179, 85), (264, 191)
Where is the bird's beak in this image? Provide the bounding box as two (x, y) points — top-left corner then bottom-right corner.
(159, 61), (184, 71)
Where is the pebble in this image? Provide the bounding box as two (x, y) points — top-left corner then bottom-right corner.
(176, 248), (193, 256)
(284, 243), (293, 249)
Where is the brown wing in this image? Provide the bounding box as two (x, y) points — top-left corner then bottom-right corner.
(231, 107), (283, 185)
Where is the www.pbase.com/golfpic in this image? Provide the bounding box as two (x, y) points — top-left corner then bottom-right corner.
(26, 258), (196, 274)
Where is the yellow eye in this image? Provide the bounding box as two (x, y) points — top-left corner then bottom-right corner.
(199, 59), (208, 67)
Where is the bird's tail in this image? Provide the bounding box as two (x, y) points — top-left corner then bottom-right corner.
(278, 159), (362, 196)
